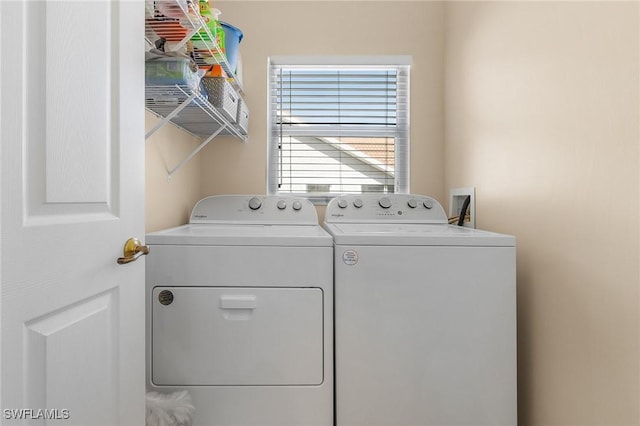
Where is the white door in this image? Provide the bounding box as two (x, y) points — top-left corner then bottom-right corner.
(0, 1), (145, 425)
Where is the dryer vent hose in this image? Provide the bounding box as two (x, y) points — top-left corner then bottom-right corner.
(457, 195), (471, 227)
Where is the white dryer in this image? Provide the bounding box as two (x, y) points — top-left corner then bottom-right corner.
(146, 195), (333, 426)
(323, 194), (517, 426)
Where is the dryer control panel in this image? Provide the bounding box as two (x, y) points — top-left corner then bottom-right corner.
(325, 194), (447, 224)
(190, 195), (318, 225)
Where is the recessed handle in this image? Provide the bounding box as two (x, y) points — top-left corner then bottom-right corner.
(220, 295), (257, 310)
(117, 238), (150, 265)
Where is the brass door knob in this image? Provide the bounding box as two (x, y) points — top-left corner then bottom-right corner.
(117, 238), (150, 265)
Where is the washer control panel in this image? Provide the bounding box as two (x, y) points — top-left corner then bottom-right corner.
(325, 194), (447, 223)
(190, 195), (317, 224)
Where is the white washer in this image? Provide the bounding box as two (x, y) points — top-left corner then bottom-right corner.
(146, 195), (333, 426)
(323, 194), (517, 426)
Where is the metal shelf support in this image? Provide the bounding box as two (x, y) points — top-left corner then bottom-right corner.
(167, 124), (227, 180)
(145, 90), (198, 140)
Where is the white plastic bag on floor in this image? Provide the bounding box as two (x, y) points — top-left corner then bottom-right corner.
(146, 390), (195, 426)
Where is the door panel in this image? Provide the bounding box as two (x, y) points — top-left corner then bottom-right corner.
(25, 290), (118, 425)
(1, 1), (145, 424)
(41, 2), (111, 205)
(25, 0), (119, 221)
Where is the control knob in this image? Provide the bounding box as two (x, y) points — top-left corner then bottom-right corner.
(277, 200), (287, 210)
(337, 199), (348, 209)
(353, 198), (363, 208)
(379, 197), (392, 209)
(423, 199), (434, 209)
(407, 199), (418, 208)
(248, 197), (262, 210)
(292, 201), (302, 211)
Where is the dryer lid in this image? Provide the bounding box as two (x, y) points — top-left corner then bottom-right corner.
(146, 223), (333, 246)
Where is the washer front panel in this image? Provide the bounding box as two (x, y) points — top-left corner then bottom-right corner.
(333, 244), (517, 426)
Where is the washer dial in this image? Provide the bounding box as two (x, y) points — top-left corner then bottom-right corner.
(379, 197), (392, 209)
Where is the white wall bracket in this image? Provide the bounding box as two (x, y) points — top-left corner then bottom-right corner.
(449, 187), (475, 228)
(167, 124), (226, 181)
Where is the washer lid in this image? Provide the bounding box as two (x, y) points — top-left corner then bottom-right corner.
(323, 222), (515, 247)
(147, 223), (333, 247)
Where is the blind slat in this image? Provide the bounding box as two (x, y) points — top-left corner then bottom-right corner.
(268, 59), (410, 200)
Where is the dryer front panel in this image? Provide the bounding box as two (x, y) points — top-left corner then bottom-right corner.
(151, 286), (324, 386)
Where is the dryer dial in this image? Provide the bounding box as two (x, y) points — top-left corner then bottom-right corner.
(277, 200), (287, 210)
(248, 197), (263, 210)
(337, 199), (348, 209)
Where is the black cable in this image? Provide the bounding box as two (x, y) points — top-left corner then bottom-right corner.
(457, 195), (471, 227)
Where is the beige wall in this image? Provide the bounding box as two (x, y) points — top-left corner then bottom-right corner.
(145, 2), (640, 423)
(198, 1), (445, 206)
(444, 2), (639, 425)
(145, 111), (203, 232)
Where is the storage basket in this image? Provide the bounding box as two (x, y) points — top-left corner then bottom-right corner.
(236, 98), (249, 135)
(201, 77), (238, 123)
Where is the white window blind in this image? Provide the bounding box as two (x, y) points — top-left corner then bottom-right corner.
(268, 56), (410, 203)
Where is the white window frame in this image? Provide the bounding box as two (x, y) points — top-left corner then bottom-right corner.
(267, 55), (411, 204)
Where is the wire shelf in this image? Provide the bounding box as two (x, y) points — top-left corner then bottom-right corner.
(144, 0), (249, 177)
(146, 84), (245, 139)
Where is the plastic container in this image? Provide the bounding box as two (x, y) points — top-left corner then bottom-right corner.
(220, 22), (243, 74)
(191, 1), (225, 50)
(145, 57), (201, 92)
